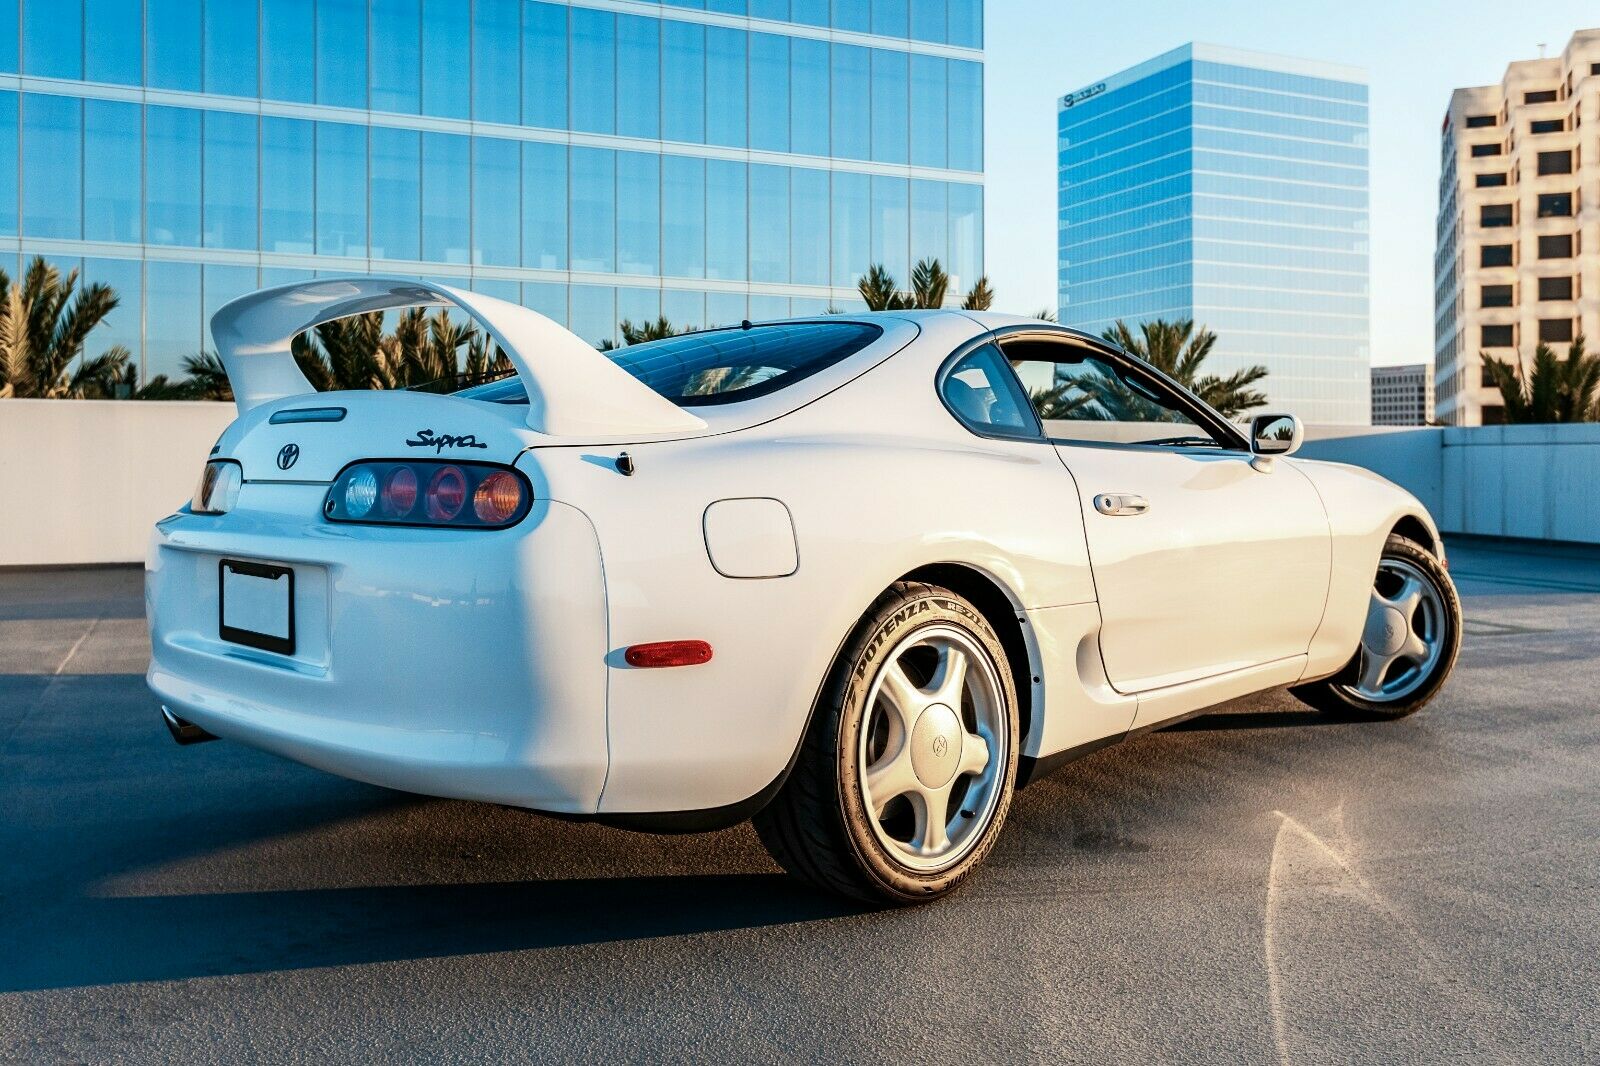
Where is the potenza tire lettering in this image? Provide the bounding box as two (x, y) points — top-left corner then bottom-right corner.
(148, 276), (1461, 906)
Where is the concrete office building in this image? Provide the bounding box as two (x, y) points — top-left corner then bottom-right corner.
(1058, 44), (1371, 425)
(1434, 29), (1600, 425)
(1371, 363), (1434, 426)
(0, 0), (985, 383)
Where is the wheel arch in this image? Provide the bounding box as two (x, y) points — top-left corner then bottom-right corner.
(898, 561), (1038, 751)
(1390, 513), (1440, 558)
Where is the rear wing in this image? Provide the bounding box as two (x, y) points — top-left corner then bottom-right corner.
(210, 276), (705, 440)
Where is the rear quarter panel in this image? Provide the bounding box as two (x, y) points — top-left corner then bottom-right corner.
(532, 314), (1099, 814)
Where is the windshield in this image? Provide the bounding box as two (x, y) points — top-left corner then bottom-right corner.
(454, 321), (883, 407)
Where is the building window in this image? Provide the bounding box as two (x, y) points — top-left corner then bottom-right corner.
(1538, 276), (1573, 301)
(1539, 319), (1574, 344)
(1475, 172), (1507, 187)
(1481, 403), (1505, 425)
(1524, 89), (1557, 104)
(1537, 150), (1572, 175)
(1481, 284), (1513, 308)
(1480, 366), (1499, 388)
(1537, 192), (1572, 218)
(1479, 203), (1513, 227)
(1529, 118), (1564, 134)
(1481, 324), (1514, 347)
(1593, 63), (1600, 76)
(1465, 114), (1496, 128)
(1481, 244), (1514, 267)
(1469, 142), (1502, 157)
(1538, 234), (1573, 259)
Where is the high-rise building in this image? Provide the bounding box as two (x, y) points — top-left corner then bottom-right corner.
(1371, 363), (1434, 426)
(1058, 44), (1371, 425)
(0, 0), (985, 384)
(1434, 29), (1600, 426)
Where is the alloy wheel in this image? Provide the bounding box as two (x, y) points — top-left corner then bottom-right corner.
(1341, 557), (1447, 703)
(856, 624), (1008, 872)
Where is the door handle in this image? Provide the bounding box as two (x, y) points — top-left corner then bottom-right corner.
(1093, 493), (1149, 516)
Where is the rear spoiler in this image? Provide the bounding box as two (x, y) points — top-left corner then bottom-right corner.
(210, 276), (705, 440)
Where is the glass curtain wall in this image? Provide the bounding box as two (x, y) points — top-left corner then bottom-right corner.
(1058, 45), (1369, 424)
(1, 0), (985, 379)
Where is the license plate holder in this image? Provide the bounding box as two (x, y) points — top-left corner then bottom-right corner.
(219, 559), (295, 655)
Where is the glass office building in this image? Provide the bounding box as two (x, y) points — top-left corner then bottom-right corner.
(1058, 44), (1369, 424)
(0, 0), (984, 383)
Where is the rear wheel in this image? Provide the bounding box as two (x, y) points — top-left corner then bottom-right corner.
(1292, 534), (1460, 719)
(755, 583), (1019, 904)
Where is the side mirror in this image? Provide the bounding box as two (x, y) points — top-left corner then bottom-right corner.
(1248, 413), (1303, 471)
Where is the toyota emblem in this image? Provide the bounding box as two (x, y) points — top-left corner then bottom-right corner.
(277, 443), (300, 470)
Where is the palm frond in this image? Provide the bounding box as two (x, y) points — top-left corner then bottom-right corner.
(858, 264), (903, 312)
(960, 275), (994, 311)
(909, 259), (949, 309)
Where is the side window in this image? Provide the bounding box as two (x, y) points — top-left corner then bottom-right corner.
(940, 344), (1040, 439)
(1005, 340), (1224, 447)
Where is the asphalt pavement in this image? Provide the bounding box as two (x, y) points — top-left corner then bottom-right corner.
(1, 538), (1597, 1064)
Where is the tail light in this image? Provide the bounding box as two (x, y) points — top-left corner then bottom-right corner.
(191, 460), (243, 515)
(324, 461), (531, 528)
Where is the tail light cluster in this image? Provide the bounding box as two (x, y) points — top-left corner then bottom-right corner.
(324, 461), (532, 528)
(191, 460), (243, 515)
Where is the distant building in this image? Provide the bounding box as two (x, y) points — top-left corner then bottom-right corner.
(1057, 44), (1371, 425)
(0, 0), (986, 383)
(1434, 29), (1600, 426)
(1371, 364), (1434, 426)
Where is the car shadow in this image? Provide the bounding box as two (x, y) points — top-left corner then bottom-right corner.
(1, 873), (859, 992)
(2, 671), (867, 993)
(1167, 707), (1346, 731)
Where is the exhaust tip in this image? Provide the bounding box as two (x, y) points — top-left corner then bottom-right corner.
(161, 706), (219, 746)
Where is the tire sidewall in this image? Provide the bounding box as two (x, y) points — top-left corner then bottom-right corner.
(831, 588), (1019, 902)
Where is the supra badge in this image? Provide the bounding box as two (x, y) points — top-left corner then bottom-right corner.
(406, 428), (489, 453)
(276, 443), (300, 470)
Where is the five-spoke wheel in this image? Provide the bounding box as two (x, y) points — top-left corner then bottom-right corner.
(858, 625), (1007, 871)
(1344, 557), (1447, 703)
(755, 582), (1019, 903)
(1292, 533), (1460, 719)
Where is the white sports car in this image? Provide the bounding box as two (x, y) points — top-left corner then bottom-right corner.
(148, 277), (1460, 904)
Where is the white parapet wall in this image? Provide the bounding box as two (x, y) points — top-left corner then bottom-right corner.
(1, 399), (235, 566)
(1301, 423), (1600, 546)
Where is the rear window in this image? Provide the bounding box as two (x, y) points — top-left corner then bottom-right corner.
(455, 321), (882, 407)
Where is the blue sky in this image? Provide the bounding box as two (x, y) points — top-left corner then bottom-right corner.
(984, 0), (1598, 365)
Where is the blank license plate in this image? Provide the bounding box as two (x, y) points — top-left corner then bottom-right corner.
(219, 560), (295, 655)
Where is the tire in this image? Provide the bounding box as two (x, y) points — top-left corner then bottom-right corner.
(1292, 533), (1461, 719)
(754, 582), (1020, 904)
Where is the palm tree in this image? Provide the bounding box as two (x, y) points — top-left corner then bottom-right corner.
(960, 274), (994, 311)
(292, 310), (387, 391)
(0, 257), (131, 398)
(1481, 337), (1600, 423)
(856, 258), (992, 312)
(286, 306), (495, 393)
(1102, 318), (1268, 419)
(599, 316), (690, 352)
(178, 352), (232, 400)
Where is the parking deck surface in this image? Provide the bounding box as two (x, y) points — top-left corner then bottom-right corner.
(1, 538), (1596, 1063)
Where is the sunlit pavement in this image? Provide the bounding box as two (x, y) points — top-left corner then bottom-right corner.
(2, 538), (1597, 1063)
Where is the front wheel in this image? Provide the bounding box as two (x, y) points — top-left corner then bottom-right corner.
(1292, 533), (1461, 719)
(755, 582), (1019, 904)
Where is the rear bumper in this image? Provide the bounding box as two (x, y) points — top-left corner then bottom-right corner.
(145, 482), (610, 813)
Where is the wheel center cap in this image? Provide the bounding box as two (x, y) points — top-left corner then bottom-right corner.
(910, 704), (962, 788)
(1365, 605), (1407, 656)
